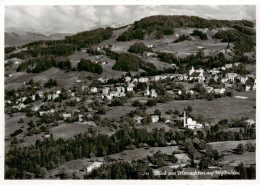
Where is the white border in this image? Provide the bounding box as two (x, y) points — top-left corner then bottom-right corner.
(0, 0), (259, 185)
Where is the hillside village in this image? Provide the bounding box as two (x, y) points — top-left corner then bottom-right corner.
(4, 15), (256, 179)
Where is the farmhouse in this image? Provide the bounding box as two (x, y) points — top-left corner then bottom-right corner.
(226, 73), (238, 82)
(151, 115), (160, 123)
(151, 89), (157, 97)
(134, 116), (143, 124)
(213, 88), (226, 94)
(127, 83), (135, 92)
(63, 113), (72, 119)
(102, 87), (110, 95)
(90, 87), (98, 93)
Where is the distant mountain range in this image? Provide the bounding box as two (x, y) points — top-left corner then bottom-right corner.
(5, 29), (73, 47)
(4, 22), (127, 47)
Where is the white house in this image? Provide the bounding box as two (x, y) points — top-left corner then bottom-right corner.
(134, 116), (143, 124)
(139, 77), (149, 83)
(225, 64), (233, 69)
(221, 77), (229, 83)
(151, 115), (159, 123)
(144, 87), (150, 96)
(125, 76), (131, 83)
(127, 83), (135, 92)
(245, 85), (251, 91)
(102, 87), (110, 95)
(213, 88), (226, 94)
(226, 73), (238, 82)
(205, 86), (214, 93)
(63, 113), (71, 119)
(151, 89), (157, 97)
(90, 87), (98, 93)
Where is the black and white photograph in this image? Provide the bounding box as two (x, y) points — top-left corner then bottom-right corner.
(1, 0), (259, 184)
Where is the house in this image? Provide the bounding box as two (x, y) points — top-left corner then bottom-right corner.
(225, 63), (233, 69)
(144, 87), (150, 96)
(79, 115), (83, 122)
(38, 92), (44, 98)
(110, 91), (119, 97)
(237, 76), (248, 84)
(245, 119), (255, 126)
(151, 115), (159, 123)
(56, 90), (61, 95)
(31, 95), (36, 101)
(139, 77), (149, 83)
(81, 86), (88, 91)
(226, 73), (238, 82)
(234, 62), (241, 67)
(175, 154), (190, 163)
(187, 89), (194, 95)
(98, 77), (107, 83)
(213, 88), (226, 94)
(205, 86), (214, 93)
(52, 94), (59, 100)
(76, 80), (82, 83)
(134, 116), (143, 124)
(127, 83), (135, 92)
(125, 76), (131, 83)
(87, 162), (103, 173)
(245, 85), (251, 91)
(178, 74), (188, 81)
(221, 66), (226, 71)
(225, 83), (233, 88)
(63, 113), (71, 119)
(151, 89), (157, 97)
(221, 77), (229, 83)
(102, 87), (110, 95)
(13, 103), (26, 110)
(146, 52), (156, 57)
(32, 106), (40, 112)
(209, 69), (220, 75)
(90, 87), (97, 93)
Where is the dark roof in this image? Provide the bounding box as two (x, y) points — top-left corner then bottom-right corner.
(190, 72), (201, 77)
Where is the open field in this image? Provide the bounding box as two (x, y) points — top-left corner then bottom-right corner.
(208, 140), (256, 153)
(146, 90), (255, 123)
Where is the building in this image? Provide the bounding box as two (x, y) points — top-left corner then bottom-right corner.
(245, 85), (251, 91)
(213, 88), (226, 94)
(139, 77), (149, 83)
(205, 86), (214, 93)
(144, 87), (150, 96)
(90, 87), (98, 93)
(189, 66), (205, 83)
(151, 115), (159, 123)
(127, 83), (135, 92)
(134, 116), (143, 124)
(226, 73), (238, 82)
(151, 89), (157, 97)
(63, 113), (71, 119)
(125, 76), (131, 83)
(225, 64), (233, 69)
(182, 111), (203, 129)
(102, 87), (110, 95)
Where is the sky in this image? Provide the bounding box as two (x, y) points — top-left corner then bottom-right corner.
(5, 5), (256, 35)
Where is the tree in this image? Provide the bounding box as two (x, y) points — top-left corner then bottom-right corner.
(235, 143), (244, 154)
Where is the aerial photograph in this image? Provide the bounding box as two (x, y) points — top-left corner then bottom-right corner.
(4, 5), (256, 179)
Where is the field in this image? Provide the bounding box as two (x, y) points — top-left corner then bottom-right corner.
(146, 90), (256, 123)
